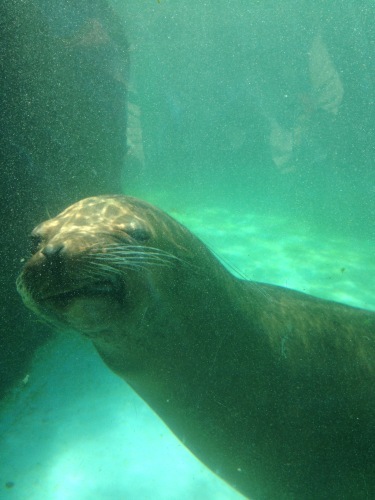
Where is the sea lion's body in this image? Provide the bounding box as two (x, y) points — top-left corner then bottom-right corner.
(17, 195), (375, 499)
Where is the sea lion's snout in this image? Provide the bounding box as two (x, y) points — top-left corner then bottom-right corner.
(17, 226), (126, 335)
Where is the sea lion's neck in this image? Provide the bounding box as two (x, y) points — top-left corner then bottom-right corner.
(93, 259), (267, 414)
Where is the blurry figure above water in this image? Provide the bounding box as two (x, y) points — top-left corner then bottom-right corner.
(118, 1), (374, 184)
(269, 33), (344, 171)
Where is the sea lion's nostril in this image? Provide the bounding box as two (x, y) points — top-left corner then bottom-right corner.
(41, 243), (65, 258)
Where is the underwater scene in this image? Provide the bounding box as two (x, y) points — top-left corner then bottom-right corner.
(1, 1), (374, 499)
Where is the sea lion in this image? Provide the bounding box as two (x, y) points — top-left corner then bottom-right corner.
(17, 195), (375, 499)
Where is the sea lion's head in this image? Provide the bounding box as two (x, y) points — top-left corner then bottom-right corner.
(17, 195), (200, 339)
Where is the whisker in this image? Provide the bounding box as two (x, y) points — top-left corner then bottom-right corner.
(82, 244), (188, 273)
(77, 243), (200, 286)
(88, 244), (184, 262)
(91, 255), (176, 268)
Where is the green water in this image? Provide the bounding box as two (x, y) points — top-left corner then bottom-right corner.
(115, 0), (374, 246)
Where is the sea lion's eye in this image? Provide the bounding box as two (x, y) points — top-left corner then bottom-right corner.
(113, 222), (150, 243)
(30, 234), (42, 254)
(125, 226), (150, 243)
